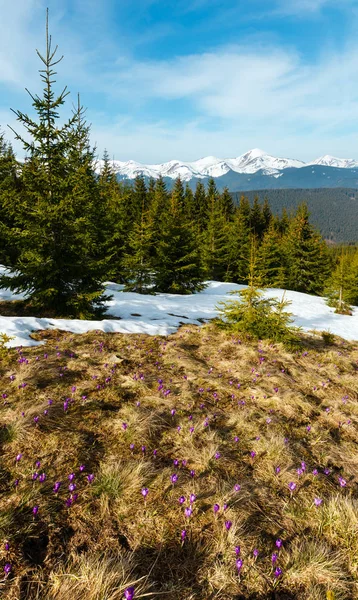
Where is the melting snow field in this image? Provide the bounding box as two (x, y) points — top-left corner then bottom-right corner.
(0, 267), (357, 347)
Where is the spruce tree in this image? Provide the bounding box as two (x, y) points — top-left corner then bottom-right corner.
(250, 196), (265, 239)
(0, 11), (109, 317)
(0, 131), (20, 266)
(122, 185), (154, 294)
(325, 249), (358, 313)
(152, 177), (205, 294)
(257, 221), (287, 287)
(285, 203), (330, 295)
(193, 180), (208, 232)
(220, 186), (235, 221)
(202, 178), (230, 280)
(225, 207), (250, 283)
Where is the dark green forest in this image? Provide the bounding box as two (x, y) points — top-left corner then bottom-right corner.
(0, 14), (358, 319)
(230, 188), (358, 244)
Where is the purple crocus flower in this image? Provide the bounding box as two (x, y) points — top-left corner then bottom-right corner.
(16, 453), (22, 462)
(87, 474), (94, 483)
(338, 476), (347, 487)
(4, 542), (9, 552)
(173, 459), (179, 467)
(4, 562), (11, 575)
(190, 470), (195, 478)
(189, 494), (196, 504)
(314, 497), (323, 506)
(124, 587), (135, 600)
(53, 481), (61, 493)
(236, 558), (243, 572)
(288, 482), (297, 492)
(32, 472), (39, 481)
(235, 546), (240, 556)
(184, 507), (193, 518)
(122, 422), (128, 430)
(234, 484), (241, 492)
(32, 505), (39, 516)
(69, 483), (76, 492)
(253, 548), (259, 558)
(214, 452), (221, 460)
(271, 553), (278, 563)
(213, 503), (220, 514)
(274, 567), (282, 578)
(312, 468), (318, 476)
(68, 473), (75, 482)
(250, 451), (256, 459)
(275, 539), (283, 549)
(141, 487), (149, 498)
(181, 529), (187, 541)
(275, 466), (281, 474)
(171, 473), (178, 485)
(178, 495), (186, 505)
(141, 445), (146, 453)
(79, 464), (86, 472)
(39, 473), (46, 483)
(224, 520), (232, 531)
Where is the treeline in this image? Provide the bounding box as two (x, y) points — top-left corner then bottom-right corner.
(230, 188), (358, 244)
(0, 15), (357, 318)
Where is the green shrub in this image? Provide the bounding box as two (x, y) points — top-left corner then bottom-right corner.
(216, 288), (300, 346)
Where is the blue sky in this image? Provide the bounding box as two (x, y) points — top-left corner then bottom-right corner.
(1, 0), (358, 163)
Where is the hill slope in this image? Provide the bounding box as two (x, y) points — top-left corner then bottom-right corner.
(0, 325), (357, 599)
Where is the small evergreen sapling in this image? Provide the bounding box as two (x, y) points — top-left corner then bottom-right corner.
(216, 237), (300, 345)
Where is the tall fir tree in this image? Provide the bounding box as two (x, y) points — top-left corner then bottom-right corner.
(256, 221), (287, 287)
(122, 179), (154, 293)
(0, 11), (109, 317)
(193, 180), (208, 232)
(152, 177), (205, 294)
(0, 131), (20, 266)
(219, 186), (235, 221)
(250, 197), (265, 239)
(325, 249), (358, 312)
(202, 178), (230, 280)
(225, 207), (250, 283)
(285, 203), (330, 295)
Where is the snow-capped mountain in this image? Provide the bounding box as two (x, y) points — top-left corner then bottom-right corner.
(95, 149), (358, 192)
(96, 148), (307, 181)
(307, 155), (358, 169)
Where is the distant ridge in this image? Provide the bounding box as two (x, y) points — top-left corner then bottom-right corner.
(230, 187), (358, 244)
(96, 148), (358, 183)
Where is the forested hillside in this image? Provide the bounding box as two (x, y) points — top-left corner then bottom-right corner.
(230, 188), (358, 243)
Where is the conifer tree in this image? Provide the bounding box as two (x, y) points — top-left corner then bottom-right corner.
(193, 180), (208, 232)
(97, 149), (126, 282)
(202, 178), (230, 280)
(225, 207), (250, 283)
(184, 183), (195, 220)
(325, 249), (358, 313)
(0, 11), (109, 317)
(262, 198), (273, 231)
(122, 179), (153, 293)
(285, 203), (330, 295)
(152, 176), (205, 294)
(0, 131), (20, 266)
(220, 186), (235, 221)
(250, 197), (265, 239)
(257, 221), (287, 287)
(217, 236), (299, 345)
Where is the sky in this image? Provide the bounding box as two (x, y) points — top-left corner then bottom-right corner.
(1, 0), (358, 163)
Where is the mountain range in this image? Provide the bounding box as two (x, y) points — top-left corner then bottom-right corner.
(96, 148), (358, 191)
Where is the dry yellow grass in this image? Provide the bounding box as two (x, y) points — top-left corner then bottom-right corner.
(0, 324), (357, 599)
